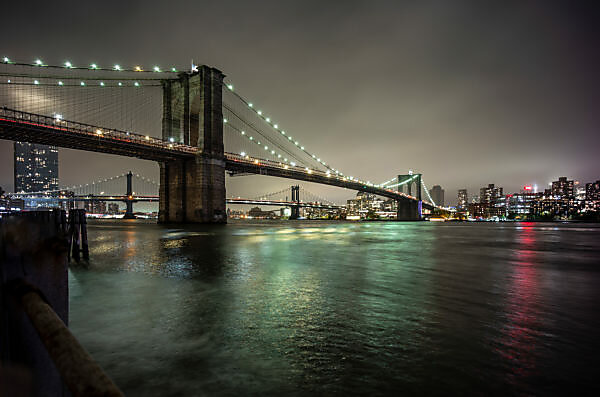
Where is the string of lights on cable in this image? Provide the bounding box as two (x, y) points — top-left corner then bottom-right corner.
(1, 56), (179, 75)
(222, 81), (347, 176)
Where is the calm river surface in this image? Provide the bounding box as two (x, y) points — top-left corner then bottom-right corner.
(69, 220), (600, 396)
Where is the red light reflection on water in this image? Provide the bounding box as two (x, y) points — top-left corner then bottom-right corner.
(497, 223), (542, 384)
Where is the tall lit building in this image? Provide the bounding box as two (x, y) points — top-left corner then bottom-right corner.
(14, 142), (59, 193)
(457, 189), (468, 209)
(429, 185), (444, 207)
(551, 177), (574, 199)
(479, 184), (503, 205)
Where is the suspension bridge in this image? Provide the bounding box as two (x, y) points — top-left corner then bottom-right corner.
(0, 56), (442, 222)
(10, 171), (344, 219)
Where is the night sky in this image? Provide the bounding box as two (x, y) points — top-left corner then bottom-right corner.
(1, 1), (599, 205)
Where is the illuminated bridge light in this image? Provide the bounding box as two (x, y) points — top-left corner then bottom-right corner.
(34, 80), (39, 85)
(240, 151), (246, 156)
(118, 82), (123, 86)
(64, 61), (73, 68)
(58, 81), (63, 86)
(265, 117), (270, 122)
(90, 63), (98, 69)
(227, 84), (233, 90)
(257, 110), (262, 115)
(135, 66), (143, 71)
(35, 59), (43, 66)
(169, 137), (175, 142)
(3, 57), (9, 63)
(100, 82), (105, 86)
(134, 82), (140, 87)
(241, 131), (245, 135)
(248, 103), (253, 107)
(171, 67), (177, 72)
(273, 124), (278, 129)
(114, 64), (121, 71)
(153, 66), (161, 72)
(80, 81), (85, 86)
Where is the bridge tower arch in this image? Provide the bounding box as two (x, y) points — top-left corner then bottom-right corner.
(396, 173), (422, 221)
(159, 66), (226, 223)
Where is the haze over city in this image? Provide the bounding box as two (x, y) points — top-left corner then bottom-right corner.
(1, 0), (599, 205)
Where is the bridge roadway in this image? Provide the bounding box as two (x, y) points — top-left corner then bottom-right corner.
(0, 108), (434, 210)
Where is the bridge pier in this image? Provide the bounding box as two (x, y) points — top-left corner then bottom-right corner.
(397, 200), (422, 221)
(158, 66), (226, 224)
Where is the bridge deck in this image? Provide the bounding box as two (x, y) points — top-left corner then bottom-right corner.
(0, 108), (196, 162)
(225, 154), (434, 208)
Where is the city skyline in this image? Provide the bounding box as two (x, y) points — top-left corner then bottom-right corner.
(1, 1), (599, 205)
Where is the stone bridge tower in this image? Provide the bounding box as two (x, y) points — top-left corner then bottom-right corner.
(158, 66), (226, 223)
(397, 173), (422, 221)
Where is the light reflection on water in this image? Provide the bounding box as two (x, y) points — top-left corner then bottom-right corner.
(70, 220), (600, 396)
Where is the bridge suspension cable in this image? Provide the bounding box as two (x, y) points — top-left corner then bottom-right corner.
(298, 187), (342, 206)
(1, 56), (181, 76)
(222, 82), (347, 176)
(0, 61), (164, 137)
(420, 178), (437, 207)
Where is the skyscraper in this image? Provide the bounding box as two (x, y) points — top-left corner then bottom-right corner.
(14, 142), (59, 193)
(457, 189), (468, 209)
(429, 185), (445, 207)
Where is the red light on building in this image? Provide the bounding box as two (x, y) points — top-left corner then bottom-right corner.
(524, 186), (532, 191)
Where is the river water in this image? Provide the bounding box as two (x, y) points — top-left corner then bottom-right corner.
(68, 220), (600, 396)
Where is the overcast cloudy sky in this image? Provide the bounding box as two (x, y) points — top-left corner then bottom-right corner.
(1, 0), (598, 204)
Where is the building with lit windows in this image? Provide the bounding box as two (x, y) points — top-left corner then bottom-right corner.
(480, 184), (503, 205)
(457, 189), (468, 210)
(551, 177), (574, 199)
(585, 180), (600, 202)
(506, 191), (543, 218)
(13, 142), (59, 193)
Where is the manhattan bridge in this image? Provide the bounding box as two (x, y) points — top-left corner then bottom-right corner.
(0, 56), (442, 222)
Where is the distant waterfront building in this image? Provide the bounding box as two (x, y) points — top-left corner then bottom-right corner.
(585, 180), (600, 201)
(479, 184), (503, 205)
(85, 200), (107, 214)
(14, 142), (59, 193)
(551, 177), (574, 199)
(506, 191), (542, 218)
(429, 185), (444, 207)
(457, 189), (468, 209)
